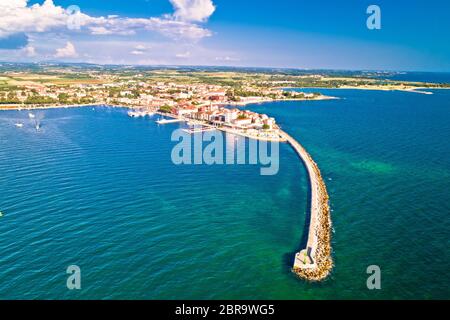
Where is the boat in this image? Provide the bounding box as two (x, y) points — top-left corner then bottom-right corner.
(15, 123), (24, 128)
(0, 211), (3, 217)
(35, 124), (40, 131)
(28, 113), (35, 119)
(128, 111), (148, 118)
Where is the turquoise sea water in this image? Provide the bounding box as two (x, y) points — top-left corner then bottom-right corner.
(0, 89), (449, 299)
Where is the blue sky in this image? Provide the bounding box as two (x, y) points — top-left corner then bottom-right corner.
(1, 0), (449, 71)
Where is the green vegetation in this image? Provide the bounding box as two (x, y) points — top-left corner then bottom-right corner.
(159, 105), (173, 113)
(58, 93), (70, 103)
(0, 91), (20, 104)
(24, 95), (57, 105)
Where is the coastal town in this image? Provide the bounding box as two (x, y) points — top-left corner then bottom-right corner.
(5, 65), (448, 141)
(0, 67), (335, 141)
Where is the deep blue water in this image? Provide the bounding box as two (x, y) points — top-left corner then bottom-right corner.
(0, 88), (449, 299)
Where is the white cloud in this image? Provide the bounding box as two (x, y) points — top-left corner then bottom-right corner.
(0, 0), (214, 41)
(0, 0), (77, 38)
(55, 41), (77, 58)
(131, 44), (150, 55)
(215, 56), (239, 62)
(23, 45), (36, 56)
(176, 51), (191, 58)
(88, 26), (114, 35)
(170, 0), (216, 22)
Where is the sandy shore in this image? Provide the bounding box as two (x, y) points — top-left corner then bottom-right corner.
(284, 85), (446, 95)
(338, 85), (434, 94)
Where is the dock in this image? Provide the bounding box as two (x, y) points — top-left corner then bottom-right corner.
(281, 130), (333, 281)
(156, 118), (185, 124)
(182, 127), (217, 134)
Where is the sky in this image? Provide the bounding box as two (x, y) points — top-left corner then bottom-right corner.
(0, 0), (449, 71)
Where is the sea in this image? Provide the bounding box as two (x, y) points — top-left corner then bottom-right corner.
(0, 87), (449, 299)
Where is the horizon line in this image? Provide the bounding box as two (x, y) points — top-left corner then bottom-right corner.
(1, 61), (449, 74)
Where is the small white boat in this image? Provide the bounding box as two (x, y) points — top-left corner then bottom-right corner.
(35, 124), (40, 131)
(128, 111), (143, 118)
(28, 113), (35, 119)
(129, 110), (155, 118)
(15, 123), (24, 128)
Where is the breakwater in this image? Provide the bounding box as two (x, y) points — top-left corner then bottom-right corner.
(281, 130), (333, 281)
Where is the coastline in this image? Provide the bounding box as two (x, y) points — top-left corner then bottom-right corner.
(155, 111), (287, 142)
(282, 85), (450, 95)
(0, 95), (338, 112)
(222, 96), (339, 107)
(0, 103), (119, 111)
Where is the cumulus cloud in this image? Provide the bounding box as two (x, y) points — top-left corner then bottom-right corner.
(0, 0), (76, 38)
(170, 0), (216, 22)
(55, 41), (77, 58)
(0, 0), (214, 41)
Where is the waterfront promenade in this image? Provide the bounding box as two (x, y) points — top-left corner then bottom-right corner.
(281, 130), (333, 281)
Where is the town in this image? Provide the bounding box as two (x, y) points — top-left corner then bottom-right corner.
(0, 67), (334, 141)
